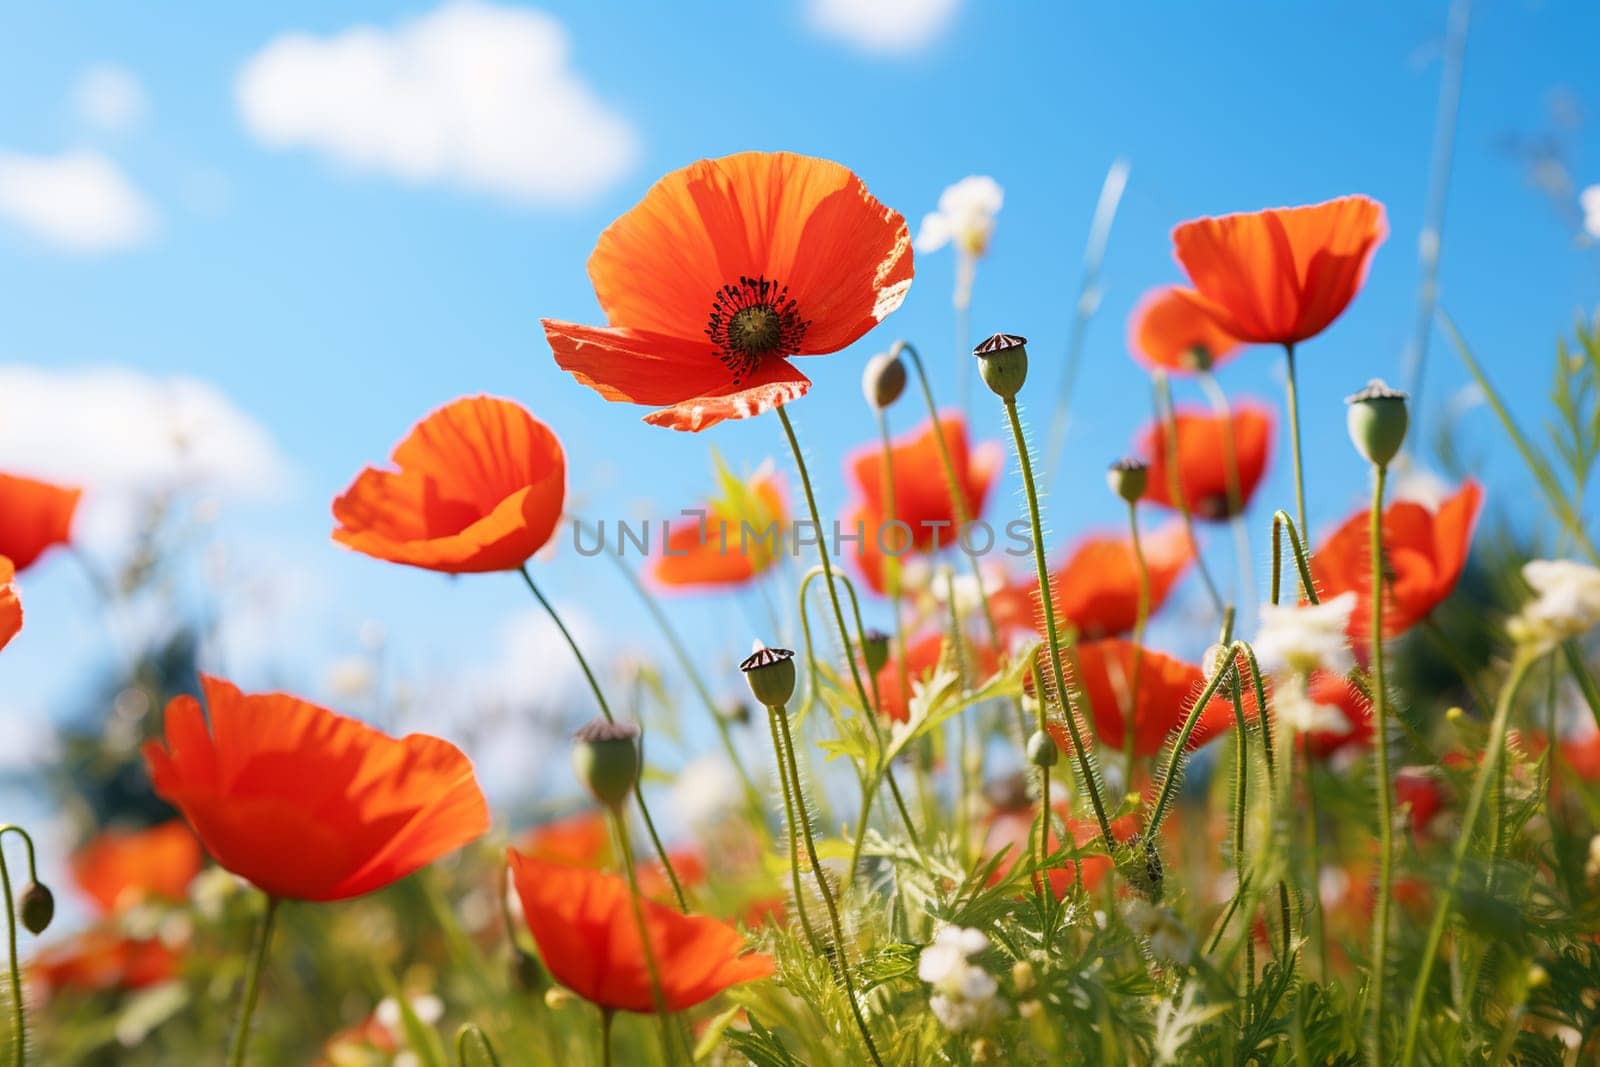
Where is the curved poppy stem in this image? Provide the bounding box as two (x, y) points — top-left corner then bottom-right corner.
(895, 340), (1029, 745)
(1147, 645), (1240, 837)
(0, 826), (42, 1067)
(1152, 372), (1227, 620)
(1281, 343), (1310, 539)
(765, 704), (824, 954)
(776, 407), (920, 850)
(1123, 499), (1151, 775)
(772, 700), (885, 1067)
(1368, 463), (1395, 1063)
(574, 519), (769, 843)
(227, 895), (279, 1067)
(1268, 510), (1319, 606)
(1000, 396), (1116, 855)
(455, 1023), (503, 1067)
(608, 812), (679, 1064)
(1232, 644), (1293, 960)
(516, 567), (687, 913)
(1399, 651), (1539, 1066)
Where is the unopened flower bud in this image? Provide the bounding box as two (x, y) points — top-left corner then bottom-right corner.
(1107, 458), (1149, 504)
(740, 646), (797, 708)
(571, 718), (641, 809)
(973, 333), (1029, 400)
(1345, 379), (1409, 468)
(1026, 729), (1059, 767)
(862, 351), (907, 410)
(1011, 959), (1036, 993)
(18, 881), (54, 935)
(543, 986), (576, 1010)
(861, 629), (891, 675)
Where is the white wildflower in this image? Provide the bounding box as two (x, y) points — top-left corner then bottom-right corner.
(1508, 559), (1600, 654)
(1275, 673), (1351, 735)
(919, 925), (1001, 1033)
(914, 176), (1003, 257)
(1252, 593), (1357, 678)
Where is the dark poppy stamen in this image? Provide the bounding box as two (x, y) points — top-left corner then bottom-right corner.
(706, 275), (811, 385)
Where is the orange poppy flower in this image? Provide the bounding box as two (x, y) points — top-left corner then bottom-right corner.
(0, 557), (19, 654)
(845, 413), (1002, 594)
(639, 848), (708, 903)
(991, 521), (1194, 641)
(333, 396), (565, 574)
(543, 151), (913, 432)
(1171, 195), (1388, 345)
(1047, 639), (1234, 758)
(518, 811), (611, 868)
(1128, 286), (1242, 374)
(31, 929), (181, 997)
(871, 631), (1001, 723)
(982, 807), (1136, 897)
(71, 821), (202, 914)
(1137, 402), (1274, 520)
(144, 674), (489, 902)
(0, 472), (80, 572)
(651, 465), (788, 589)
(1311, 480), (1483, 640)
(507, 849), (774, 1013)
(1300, 672), (1372, 759)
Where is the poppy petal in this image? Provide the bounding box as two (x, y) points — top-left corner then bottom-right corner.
(543, 320), (732, 406)
(642, 357), (811, 432)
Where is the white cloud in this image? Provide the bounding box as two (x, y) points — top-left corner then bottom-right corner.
(72, 64), (148, 132)
(0, 150), (157, 252)
(236, 1), (637, 207)
(808, 0), (962, 54)
(0, 365), (289, 500)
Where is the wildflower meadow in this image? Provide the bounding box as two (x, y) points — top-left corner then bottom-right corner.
(3, 3), (1600, 1064)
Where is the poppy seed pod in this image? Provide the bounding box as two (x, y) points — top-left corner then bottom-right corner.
(1026, 729), (1059, 767)
(1345, 379), (1409, 469)
(861, 351), (907, 410)
(1107, 458), (1150, 504)
(740, 646), (797, 707)
(973, 333), (1029, 400)
(18, 880), (54, 935)
(571, 718), (642, 809)
(861, 629), (891, 675)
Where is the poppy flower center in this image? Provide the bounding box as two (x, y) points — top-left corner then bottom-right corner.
(706, 275), (810, 384)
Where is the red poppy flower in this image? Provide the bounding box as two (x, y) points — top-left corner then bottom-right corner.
(333, 396), (565, 574)
(507, 849), (774, 1013)
(543, 152), (913, 432)
(871, 632), (1001, 723)
(844, 413), (1002, 594)
(639, 849), (708, 903)
(0, 557), (19, 654)
(1128, 286), (1242, 374)
(1171, 195), (1388, 345)
(144, 674), (489, 902)
(651, 466), (788, 589)
(518, 811), (611, 868)
(0, 472), (80, 572)
(1311, 480), (1483, 640)
(982, 807), (1135, 897)
(71, 821), (202, 914)
(31, 930), (180, 997)
(1300, 672), (1373, 760)
(1564, 731), (1600, 781)
(1137, 403), (1274, 520)
(991, 521), (1195, 641)
(1047, 639), (1234, 758)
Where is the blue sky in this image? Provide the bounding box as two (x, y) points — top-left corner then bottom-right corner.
(0, 1), (1597, 789)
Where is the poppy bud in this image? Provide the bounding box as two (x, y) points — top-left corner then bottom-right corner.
(1106, 458), (1149, 504)
(861, 351), (907, 410)
(18, 880), (54, 935)
(543, 986), (576, 1011)
(571, 718), (641, 809)
(973, 333), (1029, 400)
(740, 646), (796, 708)
(861, 629), (890, 675)
(1025, 729), (1059, 767)
(1011, 959), (1036, 993)
(1345, 379), (1409, 468)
